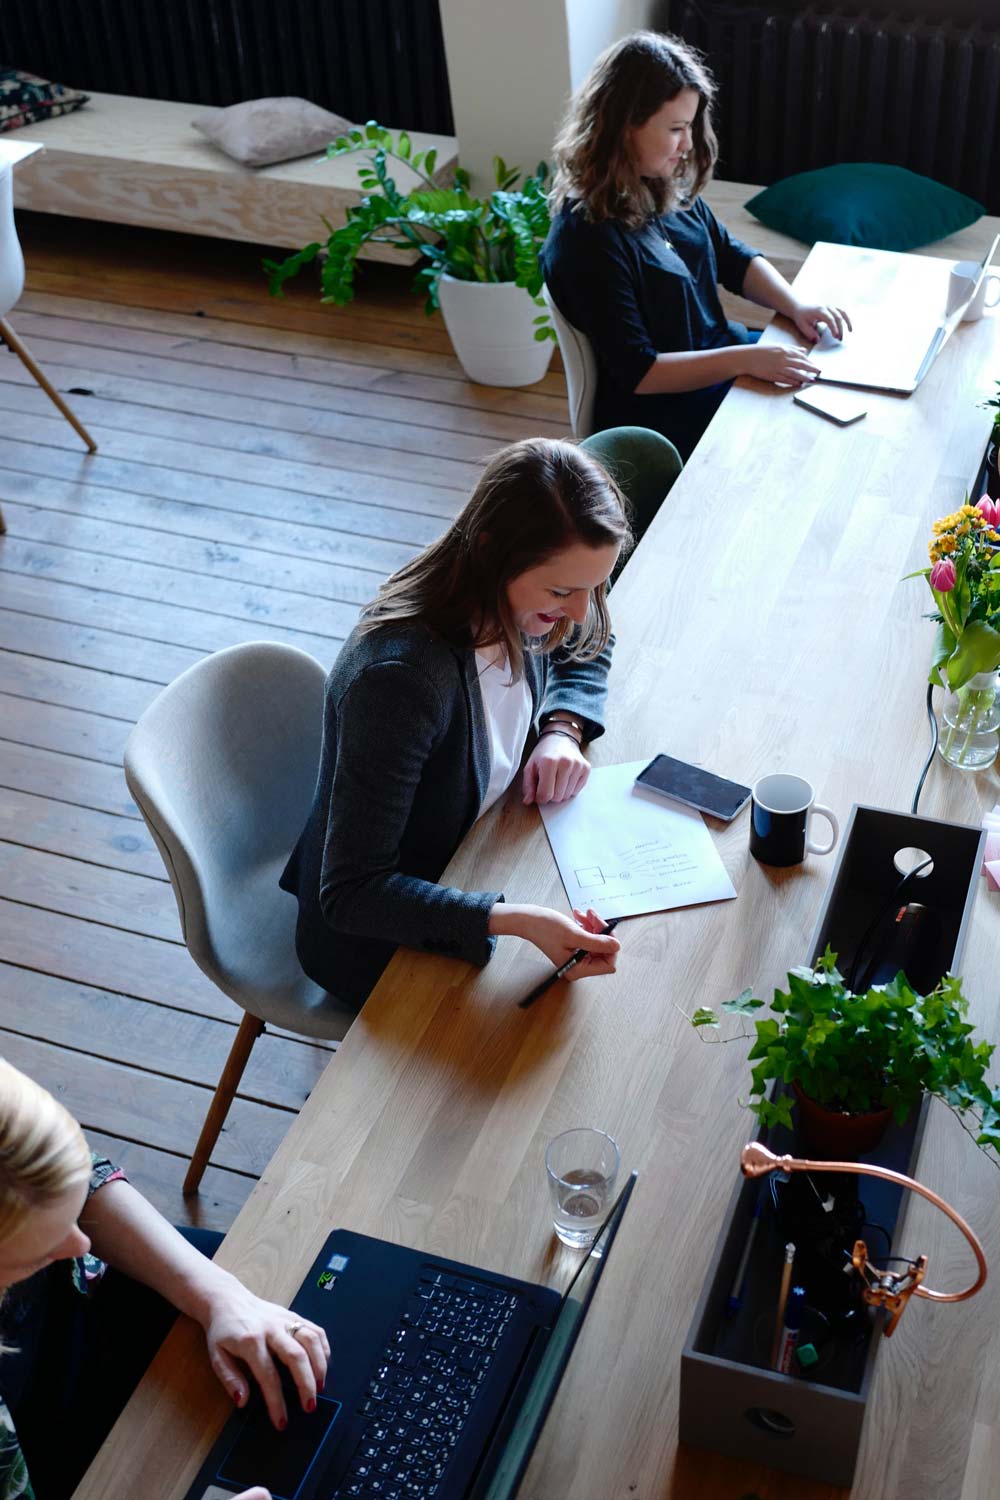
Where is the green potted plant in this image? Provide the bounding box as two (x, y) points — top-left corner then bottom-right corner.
(264, 122), (556, 388)
(689, 949), (1000, 1162)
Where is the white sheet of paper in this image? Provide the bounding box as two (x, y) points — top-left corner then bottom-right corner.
(537, 760), (738, 919)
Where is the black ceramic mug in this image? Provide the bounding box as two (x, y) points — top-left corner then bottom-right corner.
(749, 773), (839, 867)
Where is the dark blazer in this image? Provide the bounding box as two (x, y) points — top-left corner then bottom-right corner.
(280, 621), (613, 1008)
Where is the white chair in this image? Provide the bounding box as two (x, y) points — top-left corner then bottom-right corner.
(0, 159), (97, 472)
(543, 283), (599, 439)
(125, 642), (357, 1195)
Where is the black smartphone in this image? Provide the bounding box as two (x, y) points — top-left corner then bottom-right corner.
(634, 754), (752, 822)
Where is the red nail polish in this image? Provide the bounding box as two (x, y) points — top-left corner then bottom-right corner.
(231, 1388), (243, 1404)
(306, 1397), (316, 1413)
(278, 1416), (288, 1432)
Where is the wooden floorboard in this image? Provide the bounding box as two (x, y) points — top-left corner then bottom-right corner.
(17, 288), (569, 424)
(0, 737), (139, 814)
(0, 403), (468, 517)
(0, 213), (569, 1232)
(0, 433), (449, 544)
(2, 470), (421, 574)
(11, 320), (569, 444)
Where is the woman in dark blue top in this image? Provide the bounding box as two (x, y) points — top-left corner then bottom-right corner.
(540, 31), (850, 460)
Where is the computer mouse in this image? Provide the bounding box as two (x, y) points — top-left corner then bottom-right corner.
(858, 902), (945, 993)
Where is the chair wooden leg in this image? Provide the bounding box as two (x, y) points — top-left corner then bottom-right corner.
(184, 1011), (265, 1196)
(0, 316), (98, 452)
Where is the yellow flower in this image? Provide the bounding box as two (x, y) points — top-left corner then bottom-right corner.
(938, 535), (958, 554)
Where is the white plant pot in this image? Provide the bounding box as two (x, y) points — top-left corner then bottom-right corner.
(437, 275), (555, 388)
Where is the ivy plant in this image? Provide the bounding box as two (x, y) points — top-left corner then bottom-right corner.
(688, 949), (1000, 1166)
(263, 121), (556, 339)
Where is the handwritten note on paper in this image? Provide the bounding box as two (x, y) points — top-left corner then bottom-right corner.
(537, 760), (737, 919)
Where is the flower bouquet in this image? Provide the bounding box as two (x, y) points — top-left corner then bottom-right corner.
(909, 495), (1000, 768)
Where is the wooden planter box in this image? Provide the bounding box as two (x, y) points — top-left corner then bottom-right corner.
(679, 805), (986, 1488)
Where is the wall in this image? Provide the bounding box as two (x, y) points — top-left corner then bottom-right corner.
(437, 0), (571, 190)
(439, 0), (665, 189)
(565, 0), (665, 90)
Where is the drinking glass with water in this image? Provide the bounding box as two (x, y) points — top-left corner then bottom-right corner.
(545, 1128), (620, 1248)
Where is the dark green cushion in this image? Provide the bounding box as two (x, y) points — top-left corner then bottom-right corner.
(745, 163), (983, 253)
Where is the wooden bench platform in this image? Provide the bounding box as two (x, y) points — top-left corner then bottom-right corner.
(702, 178), (1000, 327)
(9, 92), (459, 261)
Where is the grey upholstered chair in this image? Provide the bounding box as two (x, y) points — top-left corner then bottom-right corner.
(543, 283), (598, 439)
(124, 641), (355, 1195)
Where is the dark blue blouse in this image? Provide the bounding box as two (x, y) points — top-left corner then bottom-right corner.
(540, 195), (761, 459)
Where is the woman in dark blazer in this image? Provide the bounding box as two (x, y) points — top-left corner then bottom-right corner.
(540, 31), (850, 461)
(280, 438), (630, 1009)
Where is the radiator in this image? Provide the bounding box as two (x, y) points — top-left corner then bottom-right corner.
(672, 0), (1000, 212)
(0, 0), (454, 134)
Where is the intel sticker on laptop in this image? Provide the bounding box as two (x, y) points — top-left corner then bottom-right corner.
(326, 1253), (350, 1273)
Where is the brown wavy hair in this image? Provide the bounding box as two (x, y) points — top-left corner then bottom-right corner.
(359, 439), (632, 680)
(552, 30), (718, 229)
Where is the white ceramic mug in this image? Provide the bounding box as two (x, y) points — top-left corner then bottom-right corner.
(948, 261), (1000, 321)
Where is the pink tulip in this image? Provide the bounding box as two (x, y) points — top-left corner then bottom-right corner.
(930, 558), (956, 592)
(976, 494), (1000, 528)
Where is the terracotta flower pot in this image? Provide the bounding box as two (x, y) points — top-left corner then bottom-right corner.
(791, 1081), (894, 1160)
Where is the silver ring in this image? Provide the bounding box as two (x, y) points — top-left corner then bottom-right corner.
(286, 1321), (305, 1340)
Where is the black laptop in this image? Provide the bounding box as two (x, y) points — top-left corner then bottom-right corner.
(186, 1173), (636, 1500)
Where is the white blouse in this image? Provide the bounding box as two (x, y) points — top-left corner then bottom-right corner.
(475, 647), (533, 818)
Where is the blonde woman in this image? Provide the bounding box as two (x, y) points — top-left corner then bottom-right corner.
(0, 1059), (327, 1499)
(540, 31), (850, 460)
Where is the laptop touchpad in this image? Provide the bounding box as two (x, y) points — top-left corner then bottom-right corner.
(216, 1394), (342, 1500)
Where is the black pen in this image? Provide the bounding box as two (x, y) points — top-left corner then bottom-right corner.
(518, 917), (622, 1010)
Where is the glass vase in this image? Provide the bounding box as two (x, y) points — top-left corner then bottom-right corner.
(939, 670), (1000, 771)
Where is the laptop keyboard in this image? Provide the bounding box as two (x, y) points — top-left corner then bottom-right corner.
(330, 1269), (519, 1500)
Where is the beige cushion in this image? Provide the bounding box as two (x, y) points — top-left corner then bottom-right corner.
(192, 96), (352, 168)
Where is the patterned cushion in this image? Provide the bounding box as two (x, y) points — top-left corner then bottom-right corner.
(0, 66), (89, 133)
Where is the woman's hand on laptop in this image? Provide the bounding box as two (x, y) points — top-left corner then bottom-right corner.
(200, 1274), (331, 1429)
(791, 301), (853, 344)
(235, 1491), (271, 1499)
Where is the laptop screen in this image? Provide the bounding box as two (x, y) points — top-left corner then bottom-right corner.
(480, 1171), (637, 1500)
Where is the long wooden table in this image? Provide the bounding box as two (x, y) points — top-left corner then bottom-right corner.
(76, 247), (1000, 1500)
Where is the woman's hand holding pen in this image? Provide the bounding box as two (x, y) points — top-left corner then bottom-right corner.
(489, 903), (620, 976)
